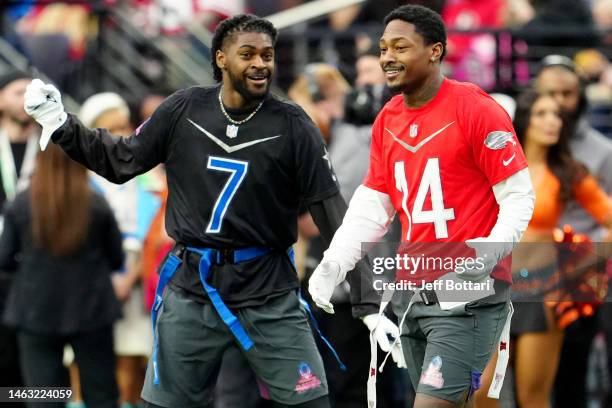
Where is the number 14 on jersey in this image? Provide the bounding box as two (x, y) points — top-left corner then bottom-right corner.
(394, 158), (455, 240)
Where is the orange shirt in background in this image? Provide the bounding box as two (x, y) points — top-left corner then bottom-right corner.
(530, 168), (612, 233)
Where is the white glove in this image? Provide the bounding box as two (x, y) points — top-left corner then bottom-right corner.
(308, 261), (345, 314)
(455, 237), (503, 282)
(24, 79), (68, 151)
(362, 314), (407, 368)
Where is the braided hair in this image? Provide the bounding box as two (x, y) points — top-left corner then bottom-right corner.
(211, 14), (278, 82)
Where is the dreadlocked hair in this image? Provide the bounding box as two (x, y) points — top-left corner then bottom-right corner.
(211, 14), (278, 82)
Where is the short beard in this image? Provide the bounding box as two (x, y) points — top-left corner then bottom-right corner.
(228, 71), (269, 104)
(387, 82), (405, 94)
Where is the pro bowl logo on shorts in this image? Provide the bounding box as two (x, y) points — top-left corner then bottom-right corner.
(420, 355), (444, 389)
(484, 131), (516, 150)
(294, 362), (321, 393)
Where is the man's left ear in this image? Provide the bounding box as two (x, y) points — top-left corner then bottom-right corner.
(430, 43), (443, 63)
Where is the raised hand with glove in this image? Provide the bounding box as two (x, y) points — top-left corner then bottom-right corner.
(23, 79), (67, 151)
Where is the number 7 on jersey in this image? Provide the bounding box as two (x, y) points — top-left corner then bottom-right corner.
(206, 156), (249, 233)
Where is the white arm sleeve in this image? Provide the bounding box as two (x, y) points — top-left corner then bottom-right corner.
(469, 168), (535, 261)
(321, 170), (533, 275)
(321, 185), (396, 274)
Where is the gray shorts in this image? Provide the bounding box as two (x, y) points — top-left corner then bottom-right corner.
(392, 284), (510, 403)
(142, 287), (328, 407)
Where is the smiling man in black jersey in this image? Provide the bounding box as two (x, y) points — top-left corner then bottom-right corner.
(23, 14), (403, 408)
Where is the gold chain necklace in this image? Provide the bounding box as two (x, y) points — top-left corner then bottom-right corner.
(218, 86), (264, 138)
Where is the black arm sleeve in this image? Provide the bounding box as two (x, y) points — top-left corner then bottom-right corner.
(308, 192), (380, 318)
(51, 89), (186, 184)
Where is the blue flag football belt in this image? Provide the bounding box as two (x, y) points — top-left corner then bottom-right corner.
(151, 245), (345, 386)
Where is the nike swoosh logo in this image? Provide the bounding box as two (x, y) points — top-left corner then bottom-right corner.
(385, 121), (455, 153)
(502, 153), (516, 166)
(188, 119), (281, 153)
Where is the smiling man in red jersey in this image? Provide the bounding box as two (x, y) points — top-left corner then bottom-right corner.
(309, 5), (535, 408)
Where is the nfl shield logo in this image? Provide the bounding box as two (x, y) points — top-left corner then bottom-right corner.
(409, 124), (418, 138)
(226, 124), (239, 138)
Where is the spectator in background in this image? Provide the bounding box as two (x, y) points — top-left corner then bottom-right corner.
(0, 70), (38, 393)
(79, 92), (155, 408)
(490, 92), (517, 119)
(328, 0), (406, 31)
(288, 63), (350, 141)
(13, 3), (94, 92)
(536, 54), (612, 408)
(593, 0), (612, 45)
(575, 49), (612, 139)
(294, 49), (404, 407)
(585, 62), (612, 101)
(518, 0), (599, 48)
(586, 65), (612, 139)
(139, 94), (167, 123)
(536, 55), (612, 252)
(289, 63), (350, 242)
(79, 92), (141, 251)
(193, 0), (247, 31)
(476, 88), (612, 408)
(501, 0), (535, 28)
(328, 0), (445, 31)
(0, 71), (38, 207)
(16, 2), (92, 60)
(574, 49), (609, 84)
(442, 0), (506, 90)
(129, 0), (246, 35)
(0, 143), (123, 408)
(334, 46), (390, 199)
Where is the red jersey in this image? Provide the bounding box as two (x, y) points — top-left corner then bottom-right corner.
(363, 78), (527, 283)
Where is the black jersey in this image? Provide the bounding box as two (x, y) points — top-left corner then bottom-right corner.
(52, 85), (340, 306)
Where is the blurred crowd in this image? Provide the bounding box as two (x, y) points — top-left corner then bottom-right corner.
(3, 0), (612, 93)
(1, 1), (612, 408)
